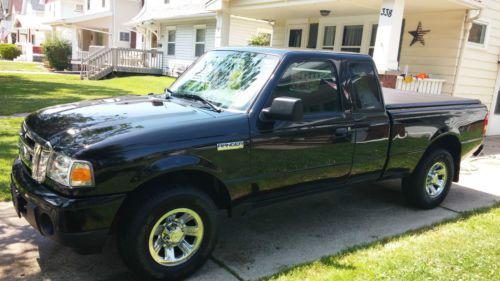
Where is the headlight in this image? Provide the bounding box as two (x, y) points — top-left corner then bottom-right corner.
(47, 152), (94, 188)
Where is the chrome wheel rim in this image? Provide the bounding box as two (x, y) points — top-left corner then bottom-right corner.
(425, 162), (448, 198)
(148, 208), (204, 266)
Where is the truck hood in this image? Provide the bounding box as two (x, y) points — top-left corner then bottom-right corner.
(24, 95), (214, 152)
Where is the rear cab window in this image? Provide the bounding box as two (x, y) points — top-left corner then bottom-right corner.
(348, 61), (383, 111)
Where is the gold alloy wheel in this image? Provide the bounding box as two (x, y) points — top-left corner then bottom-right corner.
(148, 208), (204, 266)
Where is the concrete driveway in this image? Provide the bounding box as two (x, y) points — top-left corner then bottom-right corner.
(1, 138), (499, 281)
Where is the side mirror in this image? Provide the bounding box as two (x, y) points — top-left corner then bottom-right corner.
(261, 97), (303, 122)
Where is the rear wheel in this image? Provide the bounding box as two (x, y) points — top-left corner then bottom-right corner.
(118, 185), (218, 280)
(402, 149), (454, 209)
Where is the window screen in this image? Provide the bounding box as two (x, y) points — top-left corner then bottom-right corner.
(468, 22), (487, 44)
(350, 62), (383, 111)
(272, 61), (341, 114)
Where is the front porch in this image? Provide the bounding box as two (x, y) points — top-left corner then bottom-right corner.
(226, 0), (484, 95)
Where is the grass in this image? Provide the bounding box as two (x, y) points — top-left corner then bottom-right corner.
(265, 205), (500, 281)
(0, 73), (174, 115)
(0, 117), (23, 201)
(0, 60), (47, 72)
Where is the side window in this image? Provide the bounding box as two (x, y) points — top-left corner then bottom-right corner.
(349, 62), (383, 111)
(271, 61), (341, 114)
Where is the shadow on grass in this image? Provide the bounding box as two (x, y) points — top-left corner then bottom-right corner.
(0, 75), (136, 115)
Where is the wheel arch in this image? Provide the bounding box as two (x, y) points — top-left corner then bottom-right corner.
(422, 133), (461, 182)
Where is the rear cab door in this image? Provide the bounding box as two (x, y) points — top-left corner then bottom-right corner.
(343, 57), (391, 182)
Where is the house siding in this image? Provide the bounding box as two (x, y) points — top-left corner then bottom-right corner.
(399, 10), (465, 96)
(228, 16), (273, 46)
(160, 20), (216, 73)
(454, 0), (500, 109)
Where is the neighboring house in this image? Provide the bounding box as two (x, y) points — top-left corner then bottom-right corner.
(7, 0), (50, 61)
(43, 0), (84, 45)
(46, 0), (142, 65)
(129, 0), (500, 135)
(127, 0), (273, 76)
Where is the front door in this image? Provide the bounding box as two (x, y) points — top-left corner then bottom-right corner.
(488, 70), (500, 135)
(251, 59), (354, 192)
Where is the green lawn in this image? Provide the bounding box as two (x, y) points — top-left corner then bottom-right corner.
(265, 206), (500, 281)
(0, 73), (174, 115)
(0, 117), (22, 201)
(0, 61), (47, 72)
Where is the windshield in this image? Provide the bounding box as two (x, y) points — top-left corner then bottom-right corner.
(169, 50), (280, 111)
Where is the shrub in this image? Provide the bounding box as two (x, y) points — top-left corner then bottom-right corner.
(248, 33), (271, 46)
(0, 44), (22, 60)
(42, 33), (72, 70)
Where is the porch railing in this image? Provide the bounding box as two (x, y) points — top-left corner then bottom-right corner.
(81, 47), (163, 80)
(396, 76), (445, 95)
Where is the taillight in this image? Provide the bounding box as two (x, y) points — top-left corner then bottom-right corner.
(483, 112), (489, 136)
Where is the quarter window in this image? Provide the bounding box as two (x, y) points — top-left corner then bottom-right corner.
(341, 25), (363, 53)
(349, 62), (383, 111)
(194, 27), (206, 57)
(272, 61), (341, 114)
(167, 29), (176, 55)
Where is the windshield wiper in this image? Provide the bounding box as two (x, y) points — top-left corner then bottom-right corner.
(173, 93), (223, 113)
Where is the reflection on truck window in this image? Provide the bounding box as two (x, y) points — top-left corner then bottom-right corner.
(169, 51), (280, 111)
(350, 62), (383, 111)
(272, 61), (340, 114)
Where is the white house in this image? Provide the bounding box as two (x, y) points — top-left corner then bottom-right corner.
(127, 0), (273, 76)
(46, 0), (142, 64)
(0, 0), (50, 61)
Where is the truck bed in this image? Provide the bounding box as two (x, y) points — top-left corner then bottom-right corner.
(383, 88), (481, 110)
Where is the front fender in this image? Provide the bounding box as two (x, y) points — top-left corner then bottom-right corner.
(131, 155), (222, 187)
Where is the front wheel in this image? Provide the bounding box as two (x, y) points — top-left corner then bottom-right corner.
(118, 185), (218, 280)
(402, 149), (454, 209)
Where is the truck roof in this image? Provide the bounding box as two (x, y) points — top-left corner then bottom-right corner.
(216, 46), (371, 60)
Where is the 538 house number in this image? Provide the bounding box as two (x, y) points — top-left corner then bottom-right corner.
(381, 8), (393, 17)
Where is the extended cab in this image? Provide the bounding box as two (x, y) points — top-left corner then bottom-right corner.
(10, 47), (487, 280)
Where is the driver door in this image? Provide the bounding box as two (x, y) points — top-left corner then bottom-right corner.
(251, 59), (354, 192)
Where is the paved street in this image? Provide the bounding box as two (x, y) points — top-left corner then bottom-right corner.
(1, 137), (499, 281)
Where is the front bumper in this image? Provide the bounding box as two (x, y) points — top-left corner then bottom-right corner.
(10, 159), (126, 253)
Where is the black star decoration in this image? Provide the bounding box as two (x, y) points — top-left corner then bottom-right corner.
(408, 21), (430, 46)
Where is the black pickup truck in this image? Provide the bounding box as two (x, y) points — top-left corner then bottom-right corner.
(10, 47), (487, 280)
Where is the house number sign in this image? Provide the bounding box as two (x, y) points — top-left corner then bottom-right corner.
(381, 8), (393, 17)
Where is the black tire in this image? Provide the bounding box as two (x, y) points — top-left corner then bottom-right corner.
(117, 184), (218, 280)
(402, 149), (454, 209)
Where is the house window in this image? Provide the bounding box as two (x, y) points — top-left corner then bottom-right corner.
(341, 25), (363, 53)
(75, 4), (83, 12)
(194, 27), (206, 57)
(120, 32), (130, 42)
(323, 26), (336, 50)
(307, 23), (318, 49)
(369, 24), (378, 57)
(164, 0), (170, 3)
(288, 29), (302, 48)
(102, 0), (105, 8)
(167, 29), (176, 55)
(468, 22), (488, 45)
(87, 0), (90, 10)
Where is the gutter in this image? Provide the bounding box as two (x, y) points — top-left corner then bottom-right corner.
(451, 8), (483, 96)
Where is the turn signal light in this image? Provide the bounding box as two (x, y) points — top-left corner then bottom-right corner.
(70, 162), (94, 187)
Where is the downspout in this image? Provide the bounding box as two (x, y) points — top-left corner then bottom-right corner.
(451, 8), (483, 96)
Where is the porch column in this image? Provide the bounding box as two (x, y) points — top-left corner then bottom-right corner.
(373, 0), (405, 73)
(214, 1), (230, 48)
